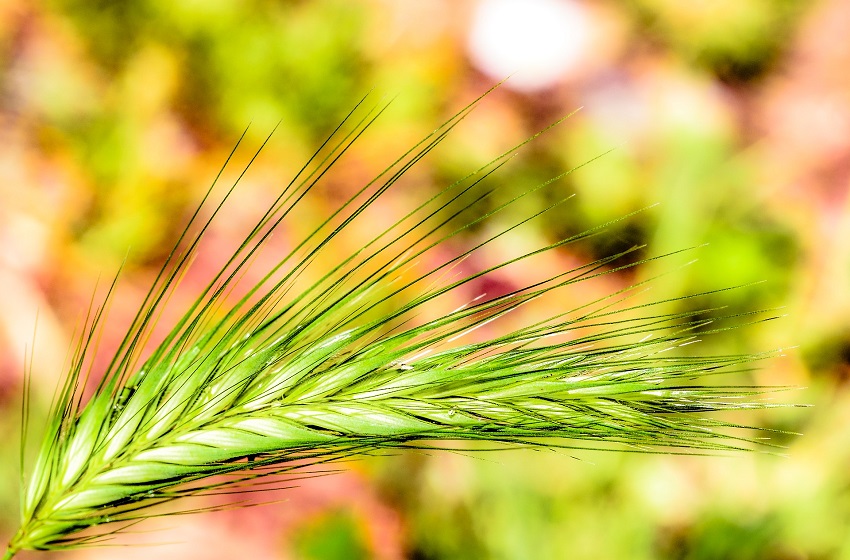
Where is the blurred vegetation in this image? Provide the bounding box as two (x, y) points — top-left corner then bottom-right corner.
(1, 0), (848, 558)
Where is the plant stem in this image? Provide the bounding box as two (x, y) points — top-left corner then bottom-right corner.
(3, 547), (16, 560)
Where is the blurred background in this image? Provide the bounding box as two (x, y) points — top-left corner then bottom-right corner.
(1, 0), (848, 558)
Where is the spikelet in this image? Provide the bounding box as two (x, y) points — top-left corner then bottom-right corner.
(3, 92), (786, 558)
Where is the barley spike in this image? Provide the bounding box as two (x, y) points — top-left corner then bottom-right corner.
(4, 92), (791, 557)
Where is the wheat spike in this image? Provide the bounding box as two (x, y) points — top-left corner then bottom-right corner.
(3, 93), (786, 558)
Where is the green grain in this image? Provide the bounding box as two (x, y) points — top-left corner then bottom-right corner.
(4, 93), (789, 557)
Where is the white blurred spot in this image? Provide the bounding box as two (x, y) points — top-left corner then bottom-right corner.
(467, 0), (593, 92)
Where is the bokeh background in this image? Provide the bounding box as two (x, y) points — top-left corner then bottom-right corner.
(1, 0), (849, 558)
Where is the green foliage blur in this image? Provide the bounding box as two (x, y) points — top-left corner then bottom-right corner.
(1, 0), (848, 558)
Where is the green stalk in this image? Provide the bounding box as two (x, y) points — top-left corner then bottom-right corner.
(5, 93), (791, 557)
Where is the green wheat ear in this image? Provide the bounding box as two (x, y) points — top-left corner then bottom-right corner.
(4, 90), (790, 558)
